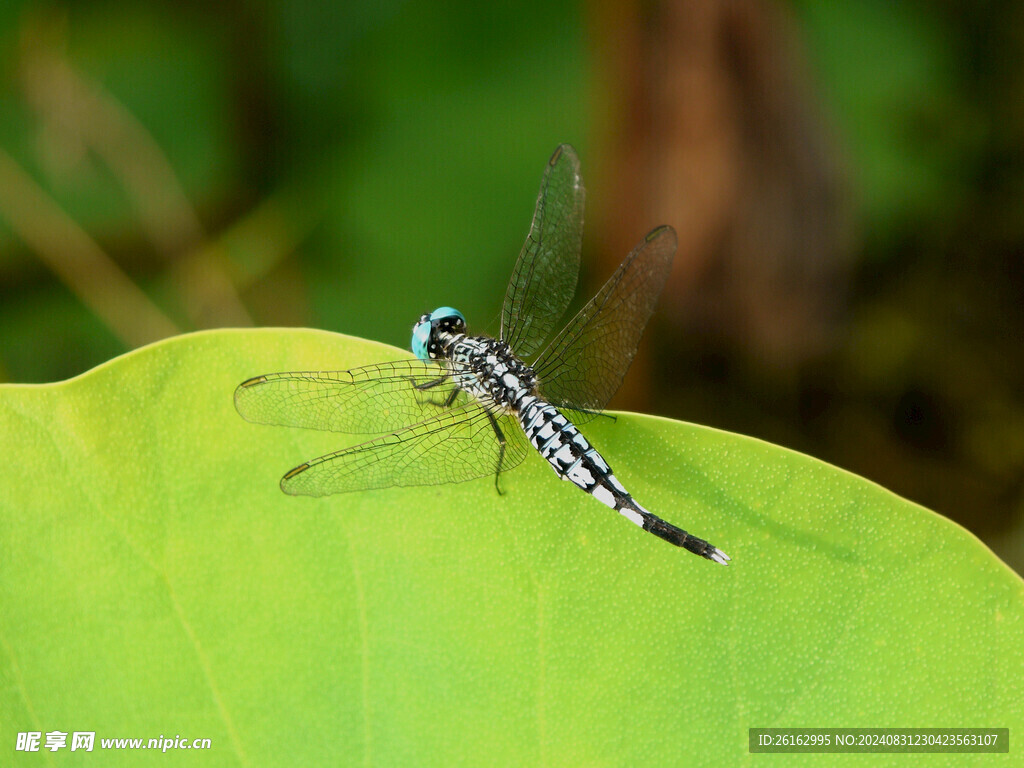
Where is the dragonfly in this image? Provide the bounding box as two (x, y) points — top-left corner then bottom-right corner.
(235, 145), (729, 564)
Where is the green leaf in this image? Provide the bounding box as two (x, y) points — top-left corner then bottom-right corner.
(2, 329), (1021, 766)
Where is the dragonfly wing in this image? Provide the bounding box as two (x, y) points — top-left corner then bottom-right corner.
(234, 359), (471, 434)
(534, 225), (677, 417)
(501, 144), (585, 360)
(280, 402), (530, 496)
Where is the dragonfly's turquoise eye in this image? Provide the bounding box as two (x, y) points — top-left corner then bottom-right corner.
(412, 307), (465, 360)
(411, 315), (432, 360)
(429, 306), (465, 325)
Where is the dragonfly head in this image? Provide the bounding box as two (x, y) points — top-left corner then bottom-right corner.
(412, 307), (466, 360)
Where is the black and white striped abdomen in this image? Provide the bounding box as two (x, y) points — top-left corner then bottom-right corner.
(515, 394), (730, 564)
(517, 396), (633, 511)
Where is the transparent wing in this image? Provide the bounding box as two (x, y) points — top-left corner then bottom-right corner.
(234, 360), (472, 434)
(534, 225), (677, 416)
(281, 402), (530, 496)
(501, 144), (585, 359)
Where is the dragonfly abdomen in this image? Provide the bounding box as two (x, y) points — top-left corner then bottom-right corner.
(517, 396), (625, 500)
(516, 395), (730, 564)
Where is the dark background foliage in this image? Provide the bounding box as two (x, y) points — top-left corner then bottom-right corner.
(1, 0), (1020, 574)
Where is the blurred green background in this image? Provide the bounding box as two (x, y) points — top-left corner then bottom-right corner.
(0, 0), (1021, 574)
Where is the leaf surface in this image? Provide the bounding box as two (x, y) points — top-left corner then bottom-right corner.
(1, 329), (1020, 766)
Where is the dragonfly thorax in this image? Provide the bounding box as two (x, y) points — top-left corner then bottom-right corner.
(448, 336), (538, 411)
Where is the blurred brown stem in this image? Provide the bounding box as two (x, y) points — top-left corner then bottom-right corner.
(0, 148), (180, 347)
(19, 15), (252, 327)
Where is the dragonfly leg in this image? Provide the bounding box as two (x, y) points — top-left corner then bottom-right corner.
(414, 375), (449, 390)
(410, 375), (461, 408)
(484, 409), (508, 495)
